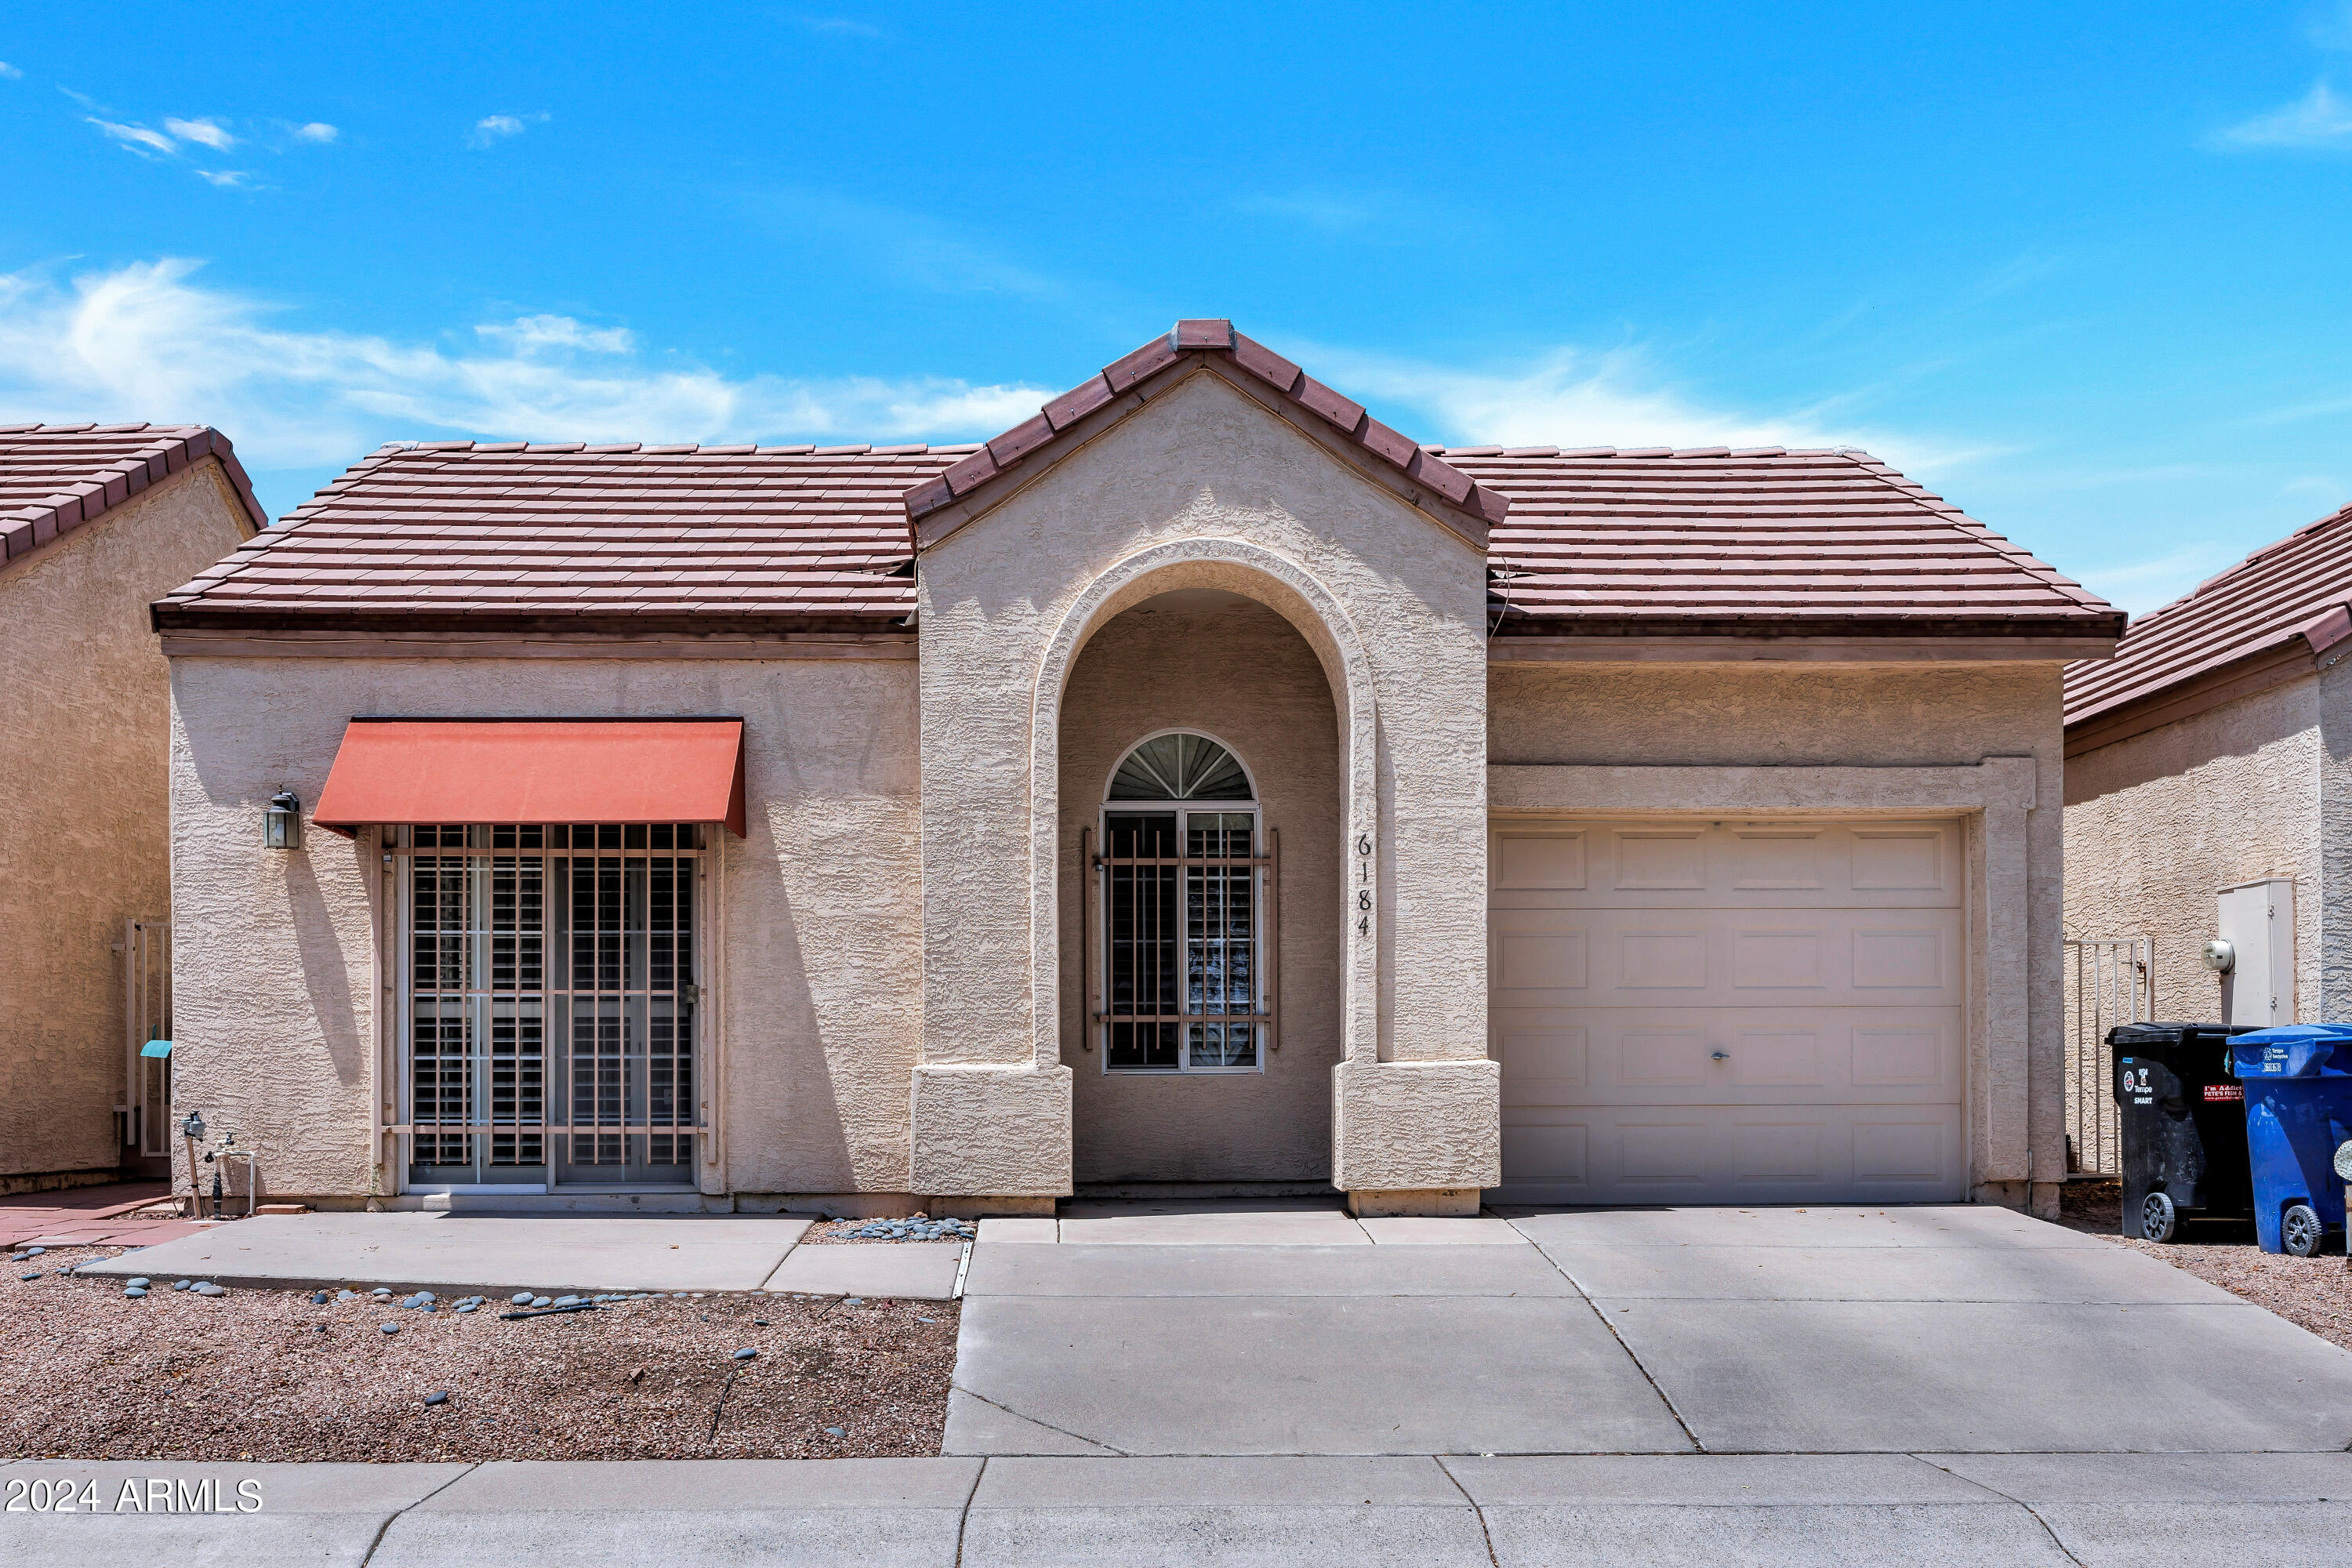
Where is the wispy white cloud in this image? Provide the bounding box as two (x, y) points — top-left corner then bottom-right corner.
(2072, 542), (2247, 616)
(2216, 79), (2352, 148)
(468, 112), (546, 147)
(475, 314), (636, 355)
(751, 190), (1058, 299)
(290, 122), (338, 143)
(1236, 191), (1382, 233)
(194, 169), (256, 189)
(1288, 338), (1965, 469)
(163, 115), (236, 151)
(0, 258), (1050, 469)
(0, 61), (23, 81)
(89, 118), (175, 156)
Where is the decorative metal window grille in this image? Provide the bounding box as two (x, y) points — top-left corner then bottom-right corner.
(394, 823), (703, 1187)
(1083, 735), (1277, 1072)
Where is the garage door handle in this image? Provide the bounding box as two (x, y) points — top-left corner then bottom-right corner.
(1710, 1051), (1729, 1062)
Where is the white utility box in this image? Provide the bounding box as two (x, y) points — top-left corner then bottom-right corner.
(2217, 878), (2296, 1028)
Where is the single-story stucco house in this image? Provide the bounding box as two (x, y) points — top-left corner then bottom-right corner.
(154, 321), (2122, 1218)
(2, 423), (263, 1193)
(2064, 501), (2352, 1038)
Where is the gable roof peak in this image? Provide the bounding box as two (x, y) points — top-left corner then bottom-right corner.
(904, 320), (1510, 544)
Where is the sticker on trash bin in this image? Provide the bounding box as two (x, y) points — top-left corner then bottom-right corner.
(2204, 1084), (2244, 1102)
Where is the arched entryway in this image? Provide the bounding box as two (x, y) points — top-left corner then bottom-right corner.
(1058, 591), (1341, 1184)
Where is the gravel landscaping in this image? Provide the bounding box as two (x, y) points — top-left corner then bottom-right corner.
(2059, 1180), (2352, 1352)
(0, 1246), (959, 1462)
(795, 1214), (977, 1245)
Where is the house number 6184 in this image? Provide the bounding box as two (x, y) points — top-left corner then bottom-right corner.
(1355, 832), (1373, 936)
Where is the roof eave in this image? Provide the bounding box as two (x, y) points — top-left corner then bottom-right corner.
(2, 426), (266, 572)
(902, 321), (1508, 552)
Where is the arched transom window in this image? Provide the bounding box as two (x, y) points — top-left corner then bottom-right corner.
(1090, 732), (1272, 1073)
(1108, 731), (1253, 802)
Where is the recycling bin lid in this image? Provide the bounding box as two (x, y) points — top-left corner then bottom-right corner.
(2229, 1024), (2352, 1078)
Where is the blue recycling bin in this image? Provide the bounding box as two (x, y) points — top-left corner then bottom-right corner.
(2230, 1025), (2352, 1254)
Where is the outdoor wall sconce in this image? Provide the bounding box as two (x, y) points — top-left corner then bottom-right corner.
(263, 789), (302, 850)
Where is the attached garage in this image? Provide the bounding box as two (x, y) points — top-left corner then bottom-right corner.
(1490, 815), (1968, 1205)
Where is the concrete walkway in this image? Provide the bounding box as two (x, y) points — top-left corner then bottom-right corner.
(68, 1212), (966, 1299)
(12, 1453), (2352, 1565)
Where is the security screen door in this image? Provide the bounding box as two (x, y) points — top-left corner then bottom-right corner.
(397, 823), (702, 1189)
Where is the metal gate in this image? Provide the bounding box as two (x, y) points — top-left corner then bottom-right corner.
(2064, 936), (2154, 1176)
(392, 822), (706, 1190)
(122, 919), (172, 1160)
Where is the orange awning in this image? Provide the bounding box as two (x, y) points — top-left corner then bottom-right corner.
(312, 718), (746, 838)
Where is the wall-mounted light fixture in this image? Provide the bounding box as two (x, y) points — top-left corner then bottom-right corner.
(263, 789), (302, 850)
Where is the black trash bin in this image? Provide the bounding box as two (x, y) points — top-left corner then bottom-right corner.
(2111, 1022), (2259, 1242)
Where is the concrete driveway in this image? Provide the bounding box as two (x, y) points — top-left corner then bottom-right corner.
(948, 1200), (2352, 1457)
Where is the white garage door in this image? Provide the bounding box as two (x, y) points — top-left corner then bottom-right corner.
(1490, 816), (1966, 1205)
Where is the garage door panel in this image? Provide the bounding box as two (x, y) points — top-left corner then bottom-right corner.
(1491, 812), (1969, 1206)
(1499, 1027), (1588, 1105)
(1501, 1004), (1960, 1105)
(1853, 1116), (1953, 1183)
(1491, 818), (1962, 910)
(1494, 829), (1589, 891)
(1494, 1105), (1966, 1205)
(1504, 909), (1963, 1007)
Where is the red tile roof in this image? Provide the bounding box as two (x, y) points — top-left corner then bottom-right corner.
(154, 441), (958, 631)
(2063, 501), (2352, 732)
(2, 424), (265, 569)
(906, 319), (1510, 540)
(153, 327), (2119, 644)
(1465, 445), (2120, 639)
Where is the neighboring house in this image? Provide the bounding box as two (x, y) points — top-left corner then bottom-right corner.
(1, 424), (265, 1194)
(2063, 503), (2352, 1039)
(154, 321), (2120, 1218)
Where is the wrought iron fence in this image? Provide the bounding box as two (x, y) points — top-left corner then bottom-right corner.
(2063, 936), (2154, 1176)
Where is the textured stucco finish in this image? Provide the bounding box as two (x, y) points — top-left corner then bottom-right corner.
(0, 463), (252, 1181)
(1058, 598), (1342, 1182)
(167, 654), (923, 1200)
(1490, 659), (2070, 1211)
(914, 371), (1496, 1200)
(2064, 673), (2335, 1024)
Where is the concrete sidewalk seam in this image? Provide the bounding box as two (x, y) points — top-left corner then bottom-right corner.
(358, 1461), (477, 1566)
(1516, 1221), (1704, 1454)
(1432, 1455), (1501, 1567)
(952, 1385), (1131, 1456)
(1913, 1454), (2088, 1566)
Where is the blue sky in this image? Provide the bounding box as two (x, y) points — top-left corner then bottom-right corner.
(3, 3), (2350, 614)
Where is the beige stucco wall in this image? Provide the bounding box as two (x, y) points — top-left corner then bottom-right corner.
(913, 368), (1497, 1204)
(2063, 673), (2325, 1024)
(0, 463), (252, 1183)
(166, 652), (922, 1200)
(1490, 659), (2071, 1207)
(1057, 597), (1342, 1183)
